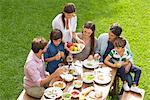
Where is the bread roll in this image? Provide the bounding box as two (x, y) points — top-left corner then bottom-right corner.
(82, 86), (94, 96)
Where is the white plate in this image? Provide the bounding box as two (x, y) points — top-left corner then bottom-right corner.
(85, 90), (103, 100)
(68, 43), (85, 54)
(53, 81), (66, 89)
(83, 72), (94, 83)
(94, 74), (111, 85)
(62, 74), (74, 82)
(83, 60), (99, 69)
(44, 87), (63, 99)
(94, 67), (112, 76)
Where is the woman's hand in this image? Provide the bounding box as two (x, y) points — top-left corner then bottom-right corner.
(77, 38), (85, 44)
(94, 53), (100, 60)
(74, 34), (85, 44)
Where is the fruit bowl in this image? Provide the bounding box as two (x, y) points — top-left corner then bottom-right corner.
(66, 42), (85, 54)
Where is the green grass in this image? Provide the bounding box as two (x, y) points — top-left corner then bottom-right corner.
(0, 0), (150, 99)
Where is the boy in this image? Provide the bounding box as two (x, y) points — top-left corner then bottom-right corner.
(104, 37), (141, 93)
(44, 29), (67, 74)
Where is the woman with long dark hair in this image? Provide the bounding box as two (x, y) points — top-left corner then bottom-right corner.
(73, 21), (97, 61)
(52, 3), (80, 43)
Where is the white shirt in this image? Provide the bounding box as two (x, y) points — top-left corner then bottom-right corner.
(52, 13), (77, 42)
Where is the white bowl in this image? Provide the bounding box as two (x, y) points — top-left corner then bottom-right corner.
(64, 74), (73, 82)
(71, 89), (80, 98)
(53, 81), (66, 89)
(62, 92), (71, 100)
(83, 72), (94, 83)
(73, 80), (83, 88)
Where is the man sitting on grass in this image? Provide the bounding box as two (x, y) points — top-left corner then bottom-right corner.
(23, 37), (64, 98)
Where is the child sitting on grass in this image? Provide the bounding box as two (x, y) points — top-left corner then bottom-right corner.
(44, 29), (67, 74)
(104, 37), (141, 93)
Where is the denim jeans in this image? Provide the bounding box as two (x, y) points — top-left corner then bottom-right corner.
(117, 64), (141, 85)
(117, 65), (141, 94)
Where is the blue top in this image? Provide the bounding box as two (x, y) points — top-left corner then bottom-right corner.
(103, 41), (114, 60)
(44, 41), (66, 74)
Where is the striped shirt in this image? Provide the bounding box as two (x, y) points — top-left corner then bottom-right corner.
(108, 48), (132, 64)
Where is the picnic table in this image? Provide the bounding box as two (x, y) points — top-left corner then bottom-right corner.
(41, 62), (117, 100)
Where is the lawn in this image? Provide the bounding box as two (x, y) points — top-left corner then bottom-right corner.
(0, 0), (150, 99)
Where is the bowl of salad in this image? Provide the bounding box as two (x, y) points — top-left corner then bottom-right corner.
(82, 72), (94, 83)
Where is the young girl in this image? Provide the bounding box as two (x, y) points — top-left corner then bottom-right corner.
(52, 3), (83, 43)
(73, 21), (97, 61)
(44, 29), (67, 74)
(104, 37), (141, 93)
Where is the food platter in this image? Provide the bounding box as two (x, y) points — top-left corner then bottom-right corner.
(94, 73), (111, 85)
(44, 87), (63, 99)
(66, 43), (85, 54)
(53, 81), (66, 89)
(83, 59), (99, 69)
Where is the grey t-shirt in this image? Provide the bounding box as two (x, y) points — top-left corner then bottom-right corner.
(73, 33), (97, 61)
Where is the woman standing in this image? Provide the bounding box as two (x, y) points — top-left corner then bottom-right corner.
(52, 3), (78, 43)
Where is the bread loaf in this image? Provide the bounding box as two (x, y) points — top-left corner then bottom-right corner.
(82, 86), (94, 96)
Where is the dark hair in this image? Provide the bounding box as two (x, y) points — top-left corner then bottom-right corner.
(113, 37), (126, 48)
(50, 29), (63, 40)
(63, 3), (76, 13)
(62, 3), (76, 28)
(109, 24), (122, 36)
(31, 37), (48, 53)
(83, 21), (95, 55)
